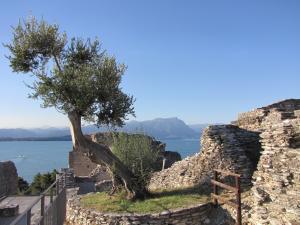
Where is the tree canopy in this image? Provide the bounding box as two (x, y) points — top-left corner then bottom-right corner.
(6, 17), (147, 199)
(5, 17), (135, 127)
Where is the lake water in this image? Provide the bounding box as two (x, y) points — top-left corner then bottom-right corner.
(0, 139), (200, 183)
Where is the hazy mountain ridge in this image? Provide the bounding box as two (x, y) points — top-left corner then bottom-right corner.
(0, 118), (208, 140)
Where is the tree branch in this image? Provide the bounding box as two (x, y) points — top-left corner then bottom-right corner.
(53, 55), (62, 72)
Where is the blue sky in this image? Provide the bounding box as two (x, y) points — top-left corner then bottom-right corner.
(0, 0), (300, 128)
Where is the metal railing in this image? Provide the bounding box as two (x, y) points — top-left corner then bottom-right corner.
(211, 169), (242, 225)
(9, 175), (67, 225)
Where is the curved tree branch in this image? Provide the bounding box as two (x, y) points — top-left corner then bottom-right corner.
(53, 55), (62, 72)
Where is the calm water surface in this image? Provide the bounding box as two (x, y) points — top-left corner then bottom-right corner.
(0, 139), (200, 182)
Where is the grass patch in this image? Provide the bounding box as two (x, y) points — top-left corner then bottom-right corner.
(80, 189), (210, 214)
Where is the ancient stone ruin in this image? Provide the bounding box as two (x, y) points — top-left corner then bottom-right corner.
(148, 99), (300, 224)
(67, 99), (300, 224)
(245, 102), (300, 224)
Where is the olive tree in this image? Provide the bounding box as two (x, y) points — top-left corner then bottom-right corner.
(5, 17), (146, 199)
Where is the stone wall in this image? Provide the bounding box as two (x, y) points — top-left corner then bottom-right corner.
(148, 125), (261, 191)
(235, 99), (300, 132)
(66, 195), (213, 225)
(248, 109), (300, 224)
(149, 99), (300, 224)
(0, 161), (18, 197)
(224, 100), (300, 224)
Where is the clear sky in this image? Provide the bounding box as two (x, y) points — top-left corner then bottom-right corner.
(0, 0), (300, 128)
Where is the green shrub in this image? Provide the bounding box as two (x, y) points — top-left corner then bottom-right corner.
(111, 132), (160, 189)
(18, 169), (58, 195)
(17, 177), (29, 194)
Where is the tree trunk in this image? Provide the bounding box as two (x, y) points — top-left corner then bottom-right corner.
(68, 111), (147, 199)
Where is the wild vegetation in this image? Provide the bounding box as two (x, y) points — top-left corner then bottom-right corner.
(17, 170), (57, 195)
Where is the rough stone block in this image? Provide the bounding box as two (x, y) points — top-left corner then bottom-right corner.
(0, 203), (19, 217)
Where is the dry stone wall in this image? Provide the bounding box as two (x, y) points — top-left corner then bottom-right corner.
(149, 99), (300, 225)
(227, 100), (300, 224)
(249, 109), (300, 224)
(0, 161), (18, 197)
(148, 125), (261, 191)
(66, 195), (213, 225)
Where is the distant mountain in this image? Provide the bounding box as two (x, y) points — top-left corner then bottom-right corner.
(0, 127), (70, 138)
(0, 135), (72, 141)
(0, 128), (37, 138)
(123, 117), (198, 139)
(0, 118), (206, 141)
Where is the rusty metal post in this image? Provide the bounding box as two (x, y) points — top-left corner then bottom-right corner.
(27, 208), (31, 225)
(41, 194), (45, 225)
(50, 187), (53, 203)
(56, 179), (60, 195)
(235, 176), (241, 225)
(213, 170), (218, 206)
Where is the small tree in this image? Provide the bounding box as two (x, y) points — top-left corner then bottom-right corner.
(5, 17), (145, 199)
(29, 172), (43, 194)
(25, 170), (57, 195)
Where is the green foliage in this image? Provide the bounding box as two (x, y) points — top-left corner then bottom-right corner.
(6, 17), (134, 127)
(17, 177), (29, 194)
(111, 133), (160, 188)
(5, 17), (66, 73)
(19, 169), (58, 195)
